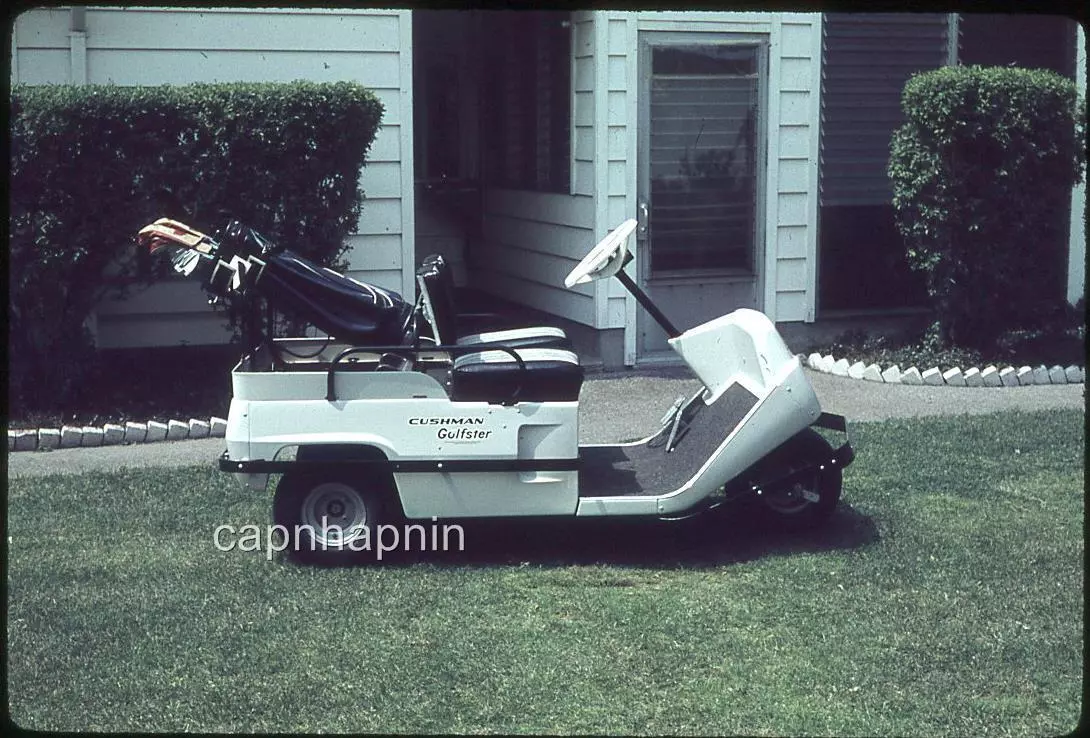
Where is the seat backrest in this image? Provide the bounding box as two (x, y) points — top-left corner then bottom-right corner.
(416, 254), (459, 343)
(450, 348), (584, 403)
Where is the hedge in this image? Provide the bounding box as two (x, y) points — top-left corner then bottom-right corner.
(9, 81), (384, 414)
(888, 65), (1085, 349)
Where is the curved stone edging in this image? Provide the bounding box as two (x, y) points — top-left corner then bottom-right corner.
(8, 417), (227, 453)
(804, 353), (1085, 388)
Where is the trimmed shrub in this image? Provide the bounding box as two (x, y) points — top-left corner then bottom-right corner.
(9, 82), (383, 414)
(888, 65), (1085, 349)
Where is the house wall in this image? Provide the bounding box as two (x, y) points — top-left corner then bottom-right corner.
(11, 7), (414, 349)
(475, 10), (822, 362)
(478, 191), (597, 326)
(1068, 23), (1086, 306)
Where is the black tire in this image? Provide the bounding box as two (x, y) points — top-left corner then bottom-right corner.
(272, 472), (386, 565)
(743, 429), (842, 531)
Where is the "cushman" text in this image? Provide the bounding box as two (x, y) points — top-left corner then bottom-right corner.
(408, 417), (485, 426)
(409, 416), (492, 442)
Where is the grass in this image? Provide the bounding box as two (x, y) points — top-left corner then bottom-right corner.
(7, 409), (1084, 735)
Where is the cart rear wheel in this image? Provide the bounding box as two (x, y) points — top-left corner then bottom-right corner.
(273, 472), (384, 565)
(747, 429), (842, 530)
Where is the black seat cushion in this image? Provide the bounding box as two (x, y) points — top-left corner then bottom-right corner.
(451, 349), (584, 403)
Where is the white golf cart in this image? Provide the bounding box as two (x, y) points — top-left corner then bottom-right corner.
(139, 218), (853, 564)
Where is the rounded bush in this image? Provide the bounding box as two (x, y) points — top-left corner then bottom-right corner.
(9, 82), (384, 414)
(888, 65), (1085, 349)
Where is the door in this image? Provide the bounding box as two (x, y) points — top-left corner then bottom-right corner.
(637, 33), (767, 356)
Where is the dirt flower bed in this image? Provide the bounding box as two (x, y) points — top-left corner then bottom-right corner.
(826, 321), (1085, 375)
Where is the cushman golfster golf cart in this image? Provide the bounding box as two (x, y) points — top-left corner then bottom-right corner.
(138, 217), (853, 564)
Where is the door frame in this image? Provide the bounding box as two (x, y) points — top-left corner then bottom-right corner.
(634, 29), (770, 359)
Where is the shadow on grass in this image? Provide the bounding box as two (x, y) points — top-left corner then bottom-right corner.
(327, 503), (879, 570)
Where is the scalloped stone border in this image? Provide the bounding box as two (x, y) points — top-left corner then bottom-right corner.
(803, 353), (1085, 389)
(8, 416), (227, 453)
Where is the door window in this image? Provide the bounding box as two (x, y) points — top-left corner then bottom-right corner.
(649, 44), (760, 275)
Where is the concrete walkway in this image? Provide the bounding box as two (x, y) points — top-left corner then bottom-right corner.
(7, 368), (1083, 478)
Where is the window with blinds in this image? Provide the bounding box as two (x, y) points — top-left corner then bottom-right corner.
(819, 13), (950, 207)
(648, 44), (759, 274)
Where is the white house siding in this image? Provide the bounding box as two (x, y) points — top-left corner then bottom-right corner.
(478, 191), (597, 325)
(11, 7), (413, 349)
(586, 11), (822, 362)
(599, 15), (639, 344)
(1068, 23), (1086, 306)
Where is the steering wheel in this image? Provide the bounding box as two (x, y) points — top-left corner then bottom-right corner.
(564, 218), (638, 288)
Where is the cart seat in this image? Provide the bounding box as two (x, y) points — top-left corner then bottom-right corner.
(451, 348), (584, 403)
(417, 255), (571, 350)
(250, 250), (414, 345)
(455, 325), (568, 349)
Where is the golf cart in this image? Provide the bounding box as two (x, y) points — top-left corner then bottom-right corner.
(138, 218), (853, 564)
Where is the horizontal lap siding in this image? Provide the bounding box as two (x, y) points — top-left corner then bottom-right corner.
(820, 13), (949, 206)
(572, 12), (596, 199)
(84, 9), (401, 52)
(769, 17), (821, 321)
(11, 9), (70, 85)
(86, 49), (401, 88)
(12, 8), (411, 348)
(601, 15), (637, 329)
(479, 191), (596, 326)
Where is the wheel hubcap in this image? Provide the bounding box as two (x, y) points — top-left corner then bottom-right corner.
(300, 482), (368, 548)
(764, 477), (818, 515)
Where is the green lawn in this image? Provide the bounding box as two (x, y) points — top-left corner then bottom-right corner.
(6, 410), (1083, 735)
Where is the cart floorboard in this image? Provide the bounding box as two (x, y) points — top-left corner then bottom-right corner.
(578, 384), (757, 497)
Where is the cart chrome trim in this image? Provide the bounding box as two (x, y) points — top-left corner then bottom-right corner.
(219, 451), (580, 475)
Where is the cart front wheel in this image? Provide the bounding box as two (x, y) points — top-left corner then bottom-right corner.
(273, 473), (384, 565)
(747, 429), (842, 530)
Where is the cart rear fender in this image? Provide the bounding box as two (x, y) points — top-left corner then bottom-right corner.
(272, 442), (402, 509)
(246, 433), (398, 466)
(292, 443), (390, 464)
